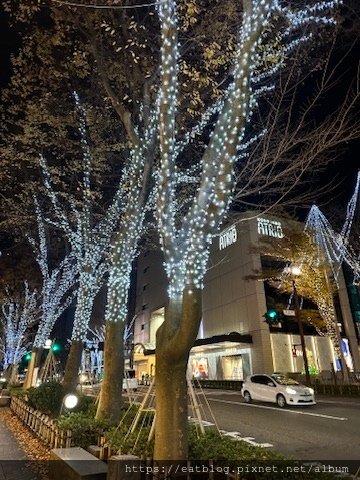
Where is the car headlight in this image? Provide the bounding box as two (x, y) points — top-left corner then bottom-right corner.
(285, 387), (297, 395)
(308, 388), (314, 394)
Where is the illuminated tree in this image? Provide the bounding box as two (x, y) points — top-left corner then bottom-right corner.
(96, 115), (157, 421)
(154, 0), (341, 459)
(41, 92), (127, 392)
(24, 202), (78, 389)
(255, 221), (353, 381)
(305, 171), (360, 285)
(0, 282), (38, 382)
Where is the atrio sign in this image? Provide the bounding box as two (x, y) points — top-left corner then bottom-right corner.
(257, 217), (284, 239)
(219, 225), (238, 251)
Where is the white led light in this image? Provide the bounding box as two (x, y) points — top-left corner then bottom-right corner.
(63, 394), (78, 410)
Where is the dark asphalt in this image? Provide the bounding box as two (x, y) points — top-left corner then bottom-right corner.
(198, 389), (360, 461)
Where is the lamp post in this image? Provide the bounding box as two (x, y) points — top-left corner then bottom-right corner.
(289, 266), (311, 385)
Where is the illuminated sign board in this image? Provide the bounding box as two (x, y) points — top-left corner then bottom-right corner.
(257, 218), (283, 238)
(219, 225), (237, 251)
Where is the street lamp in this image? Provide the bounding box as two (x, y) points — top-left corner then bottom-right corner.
(287, 265), (311, 385)
(60, 394), (78, 416)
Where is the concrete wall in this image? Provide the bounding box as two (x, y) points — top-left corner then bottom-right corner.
(203, 215), (274, 373)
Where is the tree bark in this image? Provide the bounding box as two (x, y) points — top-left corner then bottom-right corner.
(96, 320), (125, 422)
(63, 340), (83, 393)
(154, 287), (202, 460)
(9, 364), (19, 384)
(24, 347), (42, 389)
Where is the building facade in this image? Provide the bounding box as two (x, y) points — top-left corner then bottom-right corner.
(133, 213), (360, 381)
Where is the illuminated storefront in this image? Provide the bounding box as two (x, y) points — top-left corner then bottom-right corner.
(133, 213), (360, 379)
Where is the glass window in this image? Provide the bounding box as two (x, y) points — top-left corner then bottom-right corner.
(271, 375), (299, 385)
(251, 375), (270, 384)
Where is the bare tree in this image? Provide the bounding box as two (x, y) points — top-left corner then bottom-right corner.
(234, 49), (360, 211)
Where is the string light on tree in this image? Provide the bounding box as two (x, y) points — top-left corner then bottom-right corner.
(305, 171), (360, 285)
(153, 0), (342, 459)
(28, 199), (78, 350)
(156, 0), (340, 299)
(40, 91), (130, 345)
(0, 282), (38, 370)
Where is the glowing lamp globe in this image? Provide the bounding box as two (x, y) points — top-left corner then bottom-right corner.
(63, 394), (78, 410)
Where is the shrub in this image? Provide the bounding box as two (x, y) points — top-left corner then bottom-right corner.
(188, 428), (285, 461)
(57, 413), (110, 449)
(8, 385), (27, 400)
(74, 395), (97, 416)
(27, 381), (64, 415)
(106, 425), (154, 459)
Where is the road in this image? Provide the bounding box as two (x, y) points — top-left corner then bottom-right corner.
(91, 385), (359, 462)
(194, 389), (360, 461)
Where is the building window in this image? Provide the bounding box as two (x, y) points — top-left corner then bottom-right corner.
(143, 266), (149, 274)
(143, 284), (149, 291)
(142, 304), (148, 310)
(141, 324), (145, 331)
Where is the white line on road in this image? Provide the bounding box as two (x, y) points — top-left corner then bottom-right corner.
(208, 398), (348, 420)
(188, 418), (273, 448)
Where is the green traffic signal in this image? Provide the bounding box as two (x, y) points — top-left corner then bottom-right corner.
(24, 352), (32, 362)
(52, 343), (61, 352)
(264, 309), (279, 325)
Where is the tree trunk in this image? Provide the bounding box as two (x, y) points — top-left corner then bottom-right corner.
(9, 364), (19, 384)
(96, 321), (125, 422)
(24, 347), (42, 389)
(63, 340), (83, 393)
(154, 287), (202, 460)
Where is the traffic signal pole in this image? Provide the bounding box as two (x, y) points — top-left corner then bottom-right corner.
(293, 279), (311, 385)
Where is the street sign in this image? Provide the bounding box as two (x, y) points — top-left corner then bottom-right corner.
(283, 309), (296, 316)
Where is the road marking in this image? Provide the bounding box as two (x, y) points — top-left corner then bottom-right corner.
(208, 398), (348, 420)
(188, 418), (273, 448)
(201, 389), (241, 395)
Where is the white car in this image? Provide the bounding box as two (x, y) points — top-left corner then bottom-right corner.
(241, 374), (315, 407)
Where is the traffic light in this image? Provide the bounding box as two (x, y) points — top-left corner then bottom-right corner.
(52, 342), (61, 353)
(23, 352), (32, 363)
(264, 309), (280, 325)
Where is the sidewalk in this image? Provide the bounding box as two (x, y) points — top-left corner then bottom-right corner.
(0, 416), (39, 480)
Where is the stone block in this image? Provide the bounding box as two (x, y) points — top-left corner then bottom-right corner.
(87, 446), (101, 458)
(107, 455), (141, 480)
(49, 447), (107, 480)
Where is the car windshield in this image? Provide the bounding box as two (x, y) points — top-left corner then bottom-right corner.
(271, 375), (299, 385)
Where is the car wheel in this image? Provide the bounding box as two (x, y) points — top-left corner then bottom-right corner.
(243, 391), (252, 403)
(276, 394), (286, 408)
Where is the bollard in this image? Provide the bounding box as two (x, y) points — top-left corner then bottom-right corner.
(108, 455), (141, 480)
